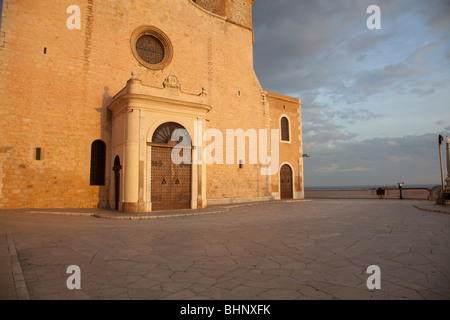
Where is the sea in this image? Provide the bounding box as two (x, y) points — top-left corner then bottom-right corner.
(304, 184), (438, 190)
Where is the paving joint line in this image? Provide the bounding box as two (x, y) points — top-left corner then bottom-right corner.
(6, 231), (30, 300)
(24, 200), (312, 220)
(412, 205), (450, 215)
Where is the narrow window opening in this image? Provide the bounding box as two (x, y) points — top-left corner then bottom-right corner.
(281, 117), (290, 141)
(35, 148), (41, 161)
(43, 47), (47, 54)
(90, 140), (106, 186)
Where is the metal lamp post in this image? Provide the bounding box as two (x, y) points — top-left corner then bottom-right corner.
(445, 136), (450, 189)
(437, 135), (450, 206)
(438, 135), (445, 206)
(439, 135), (445, 191)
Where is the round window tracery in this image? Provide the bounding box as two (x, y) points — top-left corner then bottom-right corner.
(131, 26), (173, 70)
(136, 35), (165, 65)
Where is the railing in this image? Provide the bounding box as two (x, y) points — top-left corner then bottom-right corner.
(304, 188), (431, 200)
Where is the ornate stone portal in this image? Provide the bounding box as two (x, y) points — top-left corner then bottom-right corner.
(107, 73), (211, 212)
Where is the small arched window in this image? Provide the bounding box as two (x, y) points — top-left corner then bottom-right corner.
(281, 117), (290, 142)
(90, 140), (106, 186)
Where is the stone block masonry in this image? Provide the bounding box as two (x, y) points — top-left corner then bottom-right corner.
(0, 0), (303, 211)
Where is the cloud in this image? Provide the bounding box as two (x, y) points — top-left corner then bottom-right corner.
(390, 155), (411, 162)
(345, 28), (398, 53)
(312, 163), (373, 174)
(303, 133), (442, 186)
(300, 94), (380, 152)
(253, 0), (450, 102)
(302, 107), (358, 151)
(327, 108), (382, 123)
(411, 88), (434, 97)
(253, 0), (368, 94)
(331, 41), (441, 104)
(425, 3), (450, 35)
(252, 0), (450, 186)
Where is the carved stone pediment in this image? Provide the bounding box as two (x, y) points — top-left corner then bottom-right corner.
(163, 73), (181, 89)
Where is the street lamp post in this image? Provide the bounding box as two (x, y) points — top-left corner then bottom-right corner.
(439, 135), (445, 206)
(445, 137), (450, 189)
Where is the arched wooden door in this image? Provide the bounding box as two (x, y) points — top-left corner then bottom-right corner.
(151, 122), (192, 211)
(280, 164), (293, 200)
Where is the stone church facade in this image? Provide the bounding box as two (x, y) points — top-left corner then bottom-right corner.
(0, 0), (304, 212)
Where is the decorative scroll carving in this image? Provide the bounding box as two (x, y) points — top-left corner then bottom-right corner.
(163, 73), (181, 89)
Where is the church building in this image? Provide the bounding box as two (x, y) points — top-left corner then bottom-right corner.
(0, 0), (304, 212)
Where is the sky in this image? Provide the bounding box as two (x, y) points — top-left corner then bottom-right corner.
(252, 0), (450, 187)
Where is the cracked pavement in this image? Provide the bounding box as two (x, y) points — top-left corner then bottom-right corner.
(1, 199), (449, 300)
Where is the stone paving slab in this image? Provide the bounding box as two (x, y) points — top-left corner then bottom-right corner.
(20, 200), (311, 220)
(0, 199), (449, 300)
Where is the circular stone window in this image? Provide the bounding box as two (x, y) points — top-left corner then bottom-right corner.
(131, 26), (173, 70)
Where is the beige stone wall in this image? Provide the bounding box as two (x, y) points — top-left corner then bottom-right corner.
(226, 0), (254, 29)
(193, 0), (254, 29)
(193, 0), (226, 16)
(266, 91), (304, 199)
(0, 0), (115, 209)
(0, 0), (303, 209)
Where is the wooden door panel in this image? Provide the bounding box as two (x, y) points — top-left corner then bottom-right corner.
(151, 147), (191, 211)
(280, 165), (293, 200)
(151, 147), (172, 211)
(172, 161), (191, 210)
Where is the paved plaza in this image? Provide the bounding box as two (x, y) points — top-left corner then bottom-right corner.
(1, 199), (450, 300)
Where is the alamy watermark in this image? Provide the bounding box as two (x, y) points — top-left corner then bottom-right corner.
(66, 5), (81, 30)
(169, 121), (280, 176)
(65, 264), (382, 293)
(66, 5), (381, 31)
(366, 265), (381, 290)
(66, 265), (81, 290)
(367, 5), (381, 30)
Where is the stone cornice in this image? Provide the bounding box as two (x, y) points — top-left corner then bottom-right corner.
(108, 92), (212, 118)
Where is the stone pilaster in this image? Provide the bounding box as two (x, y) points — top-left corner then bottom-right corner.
(122, 107), (140, 212)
